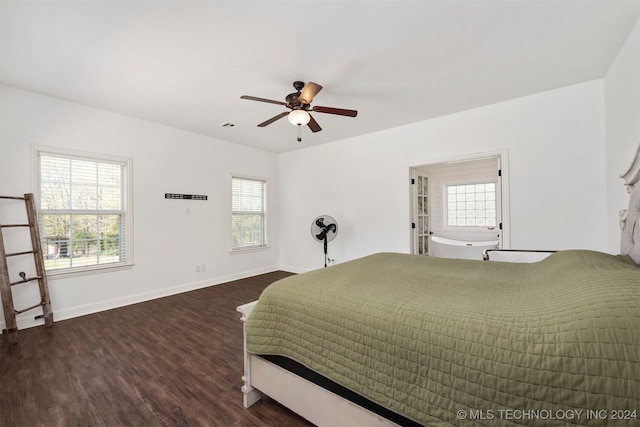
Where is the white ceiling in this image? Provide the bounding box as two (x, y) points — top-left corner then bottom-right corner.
(1, 0), (638, 153)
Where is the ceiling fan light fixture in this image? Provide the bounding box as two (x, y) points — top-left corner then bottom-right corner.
(288, 109), (310, 126)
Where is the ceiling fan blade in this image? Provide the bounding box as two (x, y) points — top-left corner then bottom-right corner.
(257, 111), (289, 127)
(312, 105), (358, 117)
(241, 95), (287, 106)
(299, 82), (323, 104)
(307, 114), (322, 133)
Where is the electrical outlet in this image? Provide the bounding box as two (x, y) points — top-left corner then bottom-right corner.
(195, 265), (200, 273)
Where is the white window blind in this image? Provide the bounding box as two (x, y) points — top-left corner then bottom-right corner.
(231, 177), (266, 250)
(37, 150), (131, 272)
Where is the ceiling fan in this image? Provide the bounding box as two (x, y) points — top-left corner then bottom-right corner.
(241, 81), (358, 142)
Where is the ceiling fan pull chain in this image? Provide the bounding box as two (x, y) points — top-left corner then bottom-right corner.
(297, 124), (302, 142)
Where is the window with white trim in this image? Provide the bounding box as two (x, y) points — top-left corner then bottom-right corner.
(446, 182), (496, 227)
(231, 176), (267, 250)
(36, 148), (131, 273)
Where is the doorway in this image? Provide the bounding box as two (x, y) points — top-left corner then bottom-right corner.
(410, 153), (508, 258)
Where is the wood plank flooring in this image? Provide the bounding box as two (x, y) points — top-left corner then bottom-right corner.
(0, 271), (314, 427)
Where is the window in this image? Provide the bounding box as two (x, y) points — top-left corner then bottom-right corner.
(231, 176), (267, 251)
(36, 148), (131, 273)
(446, 182), (496, 227)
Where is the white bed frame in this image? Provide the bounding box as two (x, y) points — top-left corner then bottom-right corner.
(237, 144), (640, 427)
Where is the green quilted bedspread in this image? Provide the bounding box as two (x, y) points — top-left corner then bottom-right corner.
(245, 251), (640, 426)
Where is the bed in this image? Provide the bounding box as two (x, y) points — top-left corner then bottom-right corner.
(238, 146), (640, 427)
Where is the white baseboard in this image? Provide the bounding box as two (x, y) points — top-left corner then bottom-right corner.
(1, 265), (280, 333)
(278, 265), (311, 274)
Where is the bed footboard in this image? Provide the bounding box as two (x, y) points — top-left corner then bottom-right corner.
(483, 249), (555, 262)
(237, 301), (262, 408)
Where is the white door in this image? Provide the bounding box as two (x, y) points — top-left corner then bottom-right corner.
(411, 170), (430, 255)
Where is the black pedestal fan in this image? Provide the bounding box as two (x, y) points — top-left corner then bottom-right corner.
(311, 215), (338, 267)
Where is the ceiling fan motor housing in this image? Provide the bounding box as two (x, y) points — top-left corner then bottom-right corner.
(285, 92), (302, 108)
(286, 81), (309, 109)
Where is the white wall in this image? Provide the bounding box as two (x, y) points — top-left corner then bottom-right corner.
(605, 18), (640, 253)
(279, 80), (608, 272)
(0, 85), (280, 330)
(3, 16), (637, 326)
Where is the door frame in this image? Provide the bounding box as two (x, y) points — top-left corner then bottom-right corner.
(407, 149), (510, 253)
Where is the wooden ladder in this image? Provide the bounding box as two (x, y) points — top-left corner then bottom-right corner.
(0, 194), (54, 344)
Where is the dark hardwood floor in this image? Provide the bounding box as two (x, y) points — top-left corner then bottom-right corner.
(0, 271), (314, 427)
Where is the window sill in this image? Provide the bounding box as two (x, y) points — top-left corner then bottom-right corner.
(230, 245), (270, 254)
(441, 227), (499, 233)
(46, 262), (134, 280)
